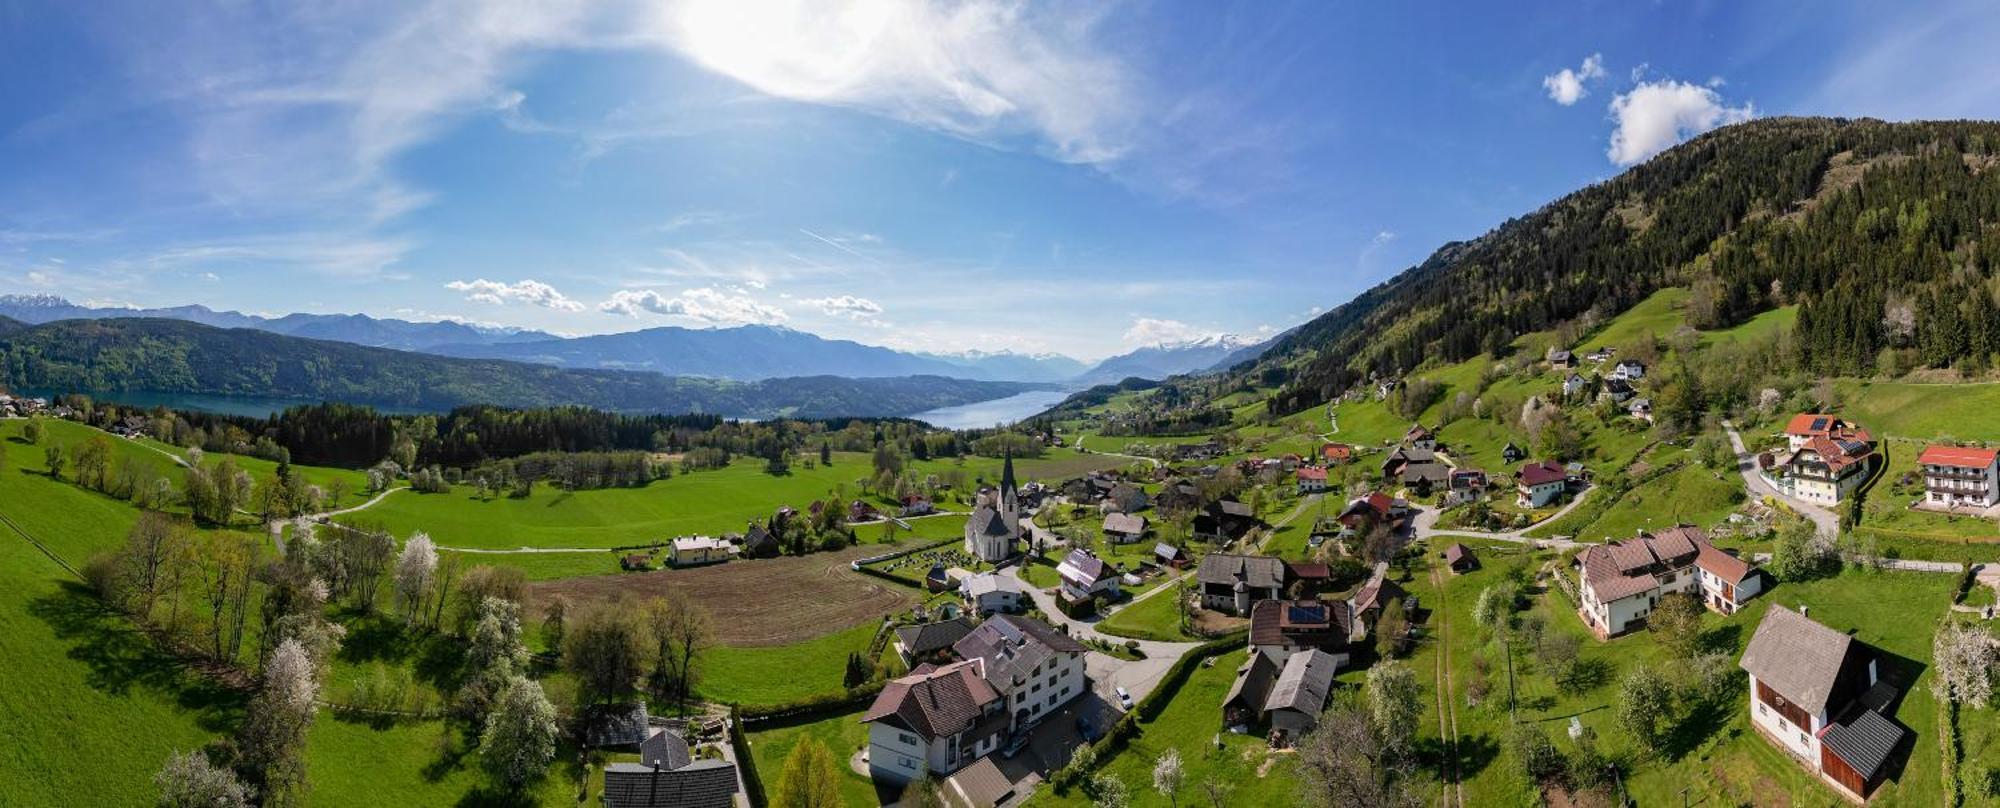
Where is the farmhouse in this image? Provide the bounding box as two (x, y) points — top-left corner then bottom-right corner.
(1349, 561), (1407, 631)
(1446, 469), (1488, 505)
(900, 495), (936, 517)
(1501, 442), (1526, 463)
(1574, 526), (1761, 638)
(1247, 598), (1355, 666)
(1400, 461), (1450, 495)
(1193, 499), (1261, 542)
(1610, 359), (1646, 381)
(1601, 377), (1637, 403)
(1403, 423), (1437, 451)
(1516, 460), (1568, 508)
(1379, 445), (1437, 481)
(1627, 397), (1653, 422)
(862, 660), (1008, 785)
(1221, 648), (1341, 743)
(601, 728), (740, 808)
(1320, 443), (1353, 464)
(1784, 414), (1869, 451)
(961, 572), (1027, 615)
(1295, 466), (1328, 494)
(1154, 541), (1188, 568)
(1547, 347), (1577, 369)
(1337, 491), (1409, 531)
(1562, 373), (1590, 397)
(668, 536), (735, 567)
(1197, 553), (1288, 614)
(1056, 549), (1122, 604)
(1917, 444), (2000, 510)
(1101, 512), (1150, 544)
(1777, 433), (1875, 506)
(740, 524), (779, 559)
(1739, 606), (1908, 801)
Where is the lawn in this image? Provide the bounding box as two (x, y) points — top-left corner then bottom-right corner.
(743, 707), (888, 808)
(1558, 463), (1745, 542)
(1033, 648), (1302, 807)
(1836, 380), (2000, 442)
(304, 716), (578, 807)
(700, 621), (884, 708)
(1095, 585), (1197, 643)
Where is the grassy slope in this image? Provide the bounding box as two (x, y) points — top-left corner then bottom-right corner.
(1836, 380), (2000, 442)
(700, 622), (882, 708)
(743, 708), (885, 808)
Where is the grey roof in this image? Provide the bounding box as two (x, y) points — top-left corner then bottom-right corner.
(944, 756), (1017, 808)
(895, 617), (976, 656)
(1738, 605), (1856, 717)
(1821, 707), (1906, 780)
(1196, 553), (1287, 590)
(638, 729), (693, 770)
(1059, 549), (1115, 584)
(1222, 653), (1280, 713)
(581, 703), (652, 748)
(953, 615), (1088, 695)
(1401, 462), (1450, 484)
(1154, 542), (1183, 560)
(1103, 512), (1149, 535)
(603, 759), (739, 808)
(1214, 499), (1254, 518)
(1264, 649), (1340, 714)
(961, 572), (1024, 598)
(969, 505), (1012, 537)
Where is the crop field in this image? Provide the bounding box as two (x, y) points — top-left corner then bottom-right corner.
(526, 540), (925, 647)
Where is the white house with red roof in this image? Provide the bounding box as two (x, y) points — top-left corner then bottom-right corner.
(1295, 465), (1328, 494)
(862, 660), (1008, 784)
(1516, 460), (1568, 508)
(1782, 414), (1869, 451)
(1917, 444), (2000, 510)
(1575, 526), (1760, 638)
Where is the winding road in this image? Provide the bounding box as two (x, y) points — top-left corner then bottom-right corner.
(1721, 420), (1840, 538)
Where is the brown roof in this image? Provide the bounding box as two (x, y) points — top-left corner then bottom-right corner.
(1249, 598), (1354, 649)
(1695, 543), (1753, 584)
(1444, 543), (1473, 565)
(861, 660), (999, 740)
(1578, 545), (1660, 602)
(1603, 538), (1660, 573)
(1646, 526), (1703, 562)
(944, 757), (1016, 808)
(1518, 460), (1566, 486)
(1352, 562), (1405, 612)
(1737, 605), (1859, 717)
(1918, 444), (1999, 468)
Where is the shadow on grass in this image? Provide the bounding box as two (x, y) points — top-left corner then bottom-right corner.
(26, 580), (247, 734)
(1698, 622), (1743, 656)
(335, 611), (467, 690)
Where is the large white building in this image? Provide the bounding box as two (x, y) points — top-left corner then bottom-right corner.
(964, 455), (1022, 562)
(861, 615), (1089, 785)
(1575, 526), (1762, 638)
(1918, 444), (1999, 509)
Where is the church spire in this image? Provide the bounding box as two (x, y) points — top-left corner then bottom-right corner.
(1000, 449), (1018, 496)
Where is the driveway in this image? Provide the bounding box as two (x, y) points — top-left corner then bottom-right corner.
(1410, 486), (1593, 550)
(1722, 421), (1840, 538)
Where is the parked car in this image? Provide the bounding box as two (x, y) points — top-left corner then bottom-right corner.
(1115, 686), (1133, 710)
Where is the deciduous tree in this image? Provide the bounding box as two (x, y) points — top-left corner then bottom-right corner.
(480, 677), (559, 791)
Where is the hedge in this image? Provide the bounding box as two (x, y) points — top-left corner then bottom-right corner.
(737, 680), (886, 722)
(727, 705), (768, 807)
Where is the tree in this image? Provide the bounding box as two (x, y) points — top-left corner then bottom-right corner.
(1616, 665), (1675, 751)
(120, 511), (190, 615)
(198, 531), (257, 662)
(154, 749), (254, 808)
(1472, 582), (1518, 634)
(541, 595), (569, 656)
(1089, 772), (1132, 808)
(897, 777), (946, 808)
(562, 600), (647, 704)
(44, 444), (64, 479)
(480, 677), (559, 791)
(1769, 520), (1838, 581)
(1648, 592), (1705, 658)
(1932, 621), (1997, 708)
(1296, 699), (1417, 808)
(1509, 722), (1565, 784)
(1152, 748), (1184, 808)
(242, 639), (321, 803)
(394, 532), (437, 624)
(1364, 661), (1421, 761)
(22, 417), (42, 444)
(772, 738), (843, 808)
(1374, 598), (1407, 658)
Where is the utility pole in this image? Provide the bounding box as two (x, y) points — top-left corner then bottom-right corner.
(1504, 631), (1518, 721)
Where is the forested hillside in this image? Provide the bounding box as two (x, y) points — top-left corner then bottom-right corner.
(0, 318), (1038, 418)
(1242, 117), (2000, 414)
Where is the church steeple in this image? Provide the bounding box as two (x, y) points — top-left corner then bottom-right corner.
(1000, 450), (1018, 498)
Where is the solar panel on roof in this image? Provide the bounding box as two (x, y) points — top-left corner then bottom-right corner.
(1287, 604), (1327, 623)
(1810, 417), (1829, 430)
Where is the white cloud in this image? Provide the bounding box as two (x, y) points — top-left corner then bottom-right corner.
(1542, 53), (1606, 106)
(1121, 317), (1216, 347)
(1605, 80), (1755, 166)
(802, 294), (885, 318)
(644, 0), (1136, 163)
(598, 287), (789, 325)
(445, 278), (585, 311)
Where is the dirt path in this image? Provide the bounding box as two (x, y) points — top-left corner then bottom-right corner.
(1071, 435), (1161, 468)
(1427, 556), (1464, 808)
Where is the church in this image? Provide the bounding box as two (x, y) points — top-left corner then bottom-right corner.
(964, 454), (1023, 563)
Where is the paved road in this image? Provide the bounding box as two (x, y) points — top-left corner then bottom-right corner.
(1410, 485), (1594, 550)
(1722, 420), (1840, 538)
(1069, 435), (1161, 468)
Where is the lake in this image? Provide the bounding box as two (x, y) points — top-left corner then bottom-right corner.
(911, 389), (1071, 429)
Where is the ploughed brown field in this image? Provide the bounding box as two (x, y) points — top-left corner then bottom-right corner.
(526, 543), (919, 647)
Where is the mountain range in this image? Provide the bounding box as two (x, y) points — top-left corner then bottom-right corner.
(0, 317), (1042, 419)
(0, 294), (1264, 385)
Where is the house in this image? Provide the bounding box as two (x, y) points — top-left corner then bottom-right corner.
(1584, 346), (1616, 363)
(1601, 377), (1637, 404)
(1197, 553), (1288, 614)
(1516, 460), (1568, 507)
(1102, 512), (1151, 544)
(740, 524), (780, 559)
(1783, 413), (1871, 450)
(1193, 499), (1261, 543)
(849, 501), (881, 522)
(1379, 446), (1437, 480)
(1444, 543), (1477, 574)
(1610, 360), (1647, 381)
(961, 572), (1027, 615)
(1320, 443), (1353, 464)
(601, 728), (740, 808)
(1057, 549), (1122, 603)
(952, 615), (1091, 729)
(1349, 562), (1407, 635)
(1547, 347), (1577, 369)
(1446, 469), (1488, 505)
(901, 495), (937, 517)
(1501, 442), (1526, 463)
(1917, 444), (2000, 509)
(1337, 491), (1410, 531)
(669, 536), (735, 567)
(1574, 526), (1761, 638)
(1154, 542), (1188, 568)
(1295, 466), (1328, 494)
(1780, 434), (1875, 505)
(581, 703), (655, 749)
(1105, 482), (1150, 514)
(1739, 606), (1908, 801)
(1400, 462), (1450, 496)
(1221, 648), (1340, 744)
(1247, 598), (1355, 667)
(1562, 373), (1591, 398)
(1403, 424), (1437, 451)
(1154, 480), (1203, 513)
(862, 660), (1009, 785)
(1627, 397), (1653, 422)
(894, 617), (977, 666)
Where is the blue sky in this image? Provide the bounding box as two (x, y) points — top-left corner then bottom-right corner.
(2, 1), (1996, 360)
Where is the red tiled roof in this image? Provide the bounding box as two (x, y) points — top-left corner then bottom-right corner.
(1918, 445), (1999, 469)
(861, 661), (999, 739)
(1695, 544), (1753, 584)
(1518, 460), (1565, 486)
(1296, 467), (1328, 482)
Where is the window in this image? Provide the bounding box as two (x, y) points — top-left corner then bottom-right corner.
(1048, 694), (1058, 706)
(898, 733), (918, 746)
(900, 755), (915, 769)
